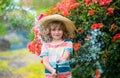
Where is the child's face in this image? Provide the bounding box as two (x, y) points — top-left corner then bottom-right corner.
(50, 26), (63, 41)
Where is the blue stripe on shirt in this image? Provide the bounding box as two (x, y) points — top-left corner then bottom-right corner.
(45, 67), (71, 74)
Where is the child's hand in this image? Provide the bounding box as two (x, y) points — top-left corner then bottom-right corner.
(57, 58), (66, 63)
(52, 71), (57, 78)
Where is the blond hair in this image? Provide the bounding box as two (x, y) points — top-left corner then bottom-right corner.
(42, 21), (69, 42)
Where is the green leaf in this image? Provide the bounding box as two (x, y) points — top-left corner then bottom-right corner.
(0, 23), (7, 37)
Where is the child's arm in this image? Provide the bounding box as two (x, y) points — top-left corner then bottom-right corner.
(58, 51), (70, 63)
(43, 56), (57, 75)
(61, 51), (70, 60)
(59, 41), (73, 63)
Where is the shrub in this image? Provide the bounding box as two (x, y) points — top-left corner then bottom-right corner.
(28, 0), (120, 78)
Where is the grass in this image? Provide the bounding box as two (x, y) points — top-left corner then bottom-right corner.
(15, 63), (45, 78)
(0, 48), (45, 78)
(0, 60), (10, 71)
(0, 49), (27, 57)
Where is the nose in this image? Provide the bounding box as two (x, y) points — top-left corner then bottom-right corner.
(55, 30), (59, 33)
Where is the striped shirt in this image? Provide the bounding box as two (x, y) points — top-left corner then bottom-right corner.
(40, 40), (73, 76)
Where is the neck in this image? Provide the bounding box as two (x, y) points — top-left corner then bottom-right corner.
(52, 39), (63, 42)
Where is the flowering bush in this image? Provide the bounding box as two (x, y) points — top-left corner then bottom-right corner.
(27, 14), (45, 56)
(28, 0), (120, 78)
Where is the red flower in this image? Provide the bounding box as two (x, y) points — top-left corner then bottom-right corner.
(63, 9), (70, 16)
(37, 14), (45, 20)
(110, 24), (115, 30)
(35, 43), (40, 55)
(70, 3), (79, 9)
(28, 13), (45, 56)
(73, 43), (81, 51)
(80, 29), (85, 33)
(95, 69), (101, 78)
(113, 33), (120, 42)
(99, 0), (112, 6)
(106, 7), (114, 15)
(88, 10), (95, 16)
(27, 39), (42, 56)
(27, 41), (35, 54)
(78, 27), (85, 33)
(31, 27), (39, 34)
(91, 24), (97, 29)
(54, 0), (79, 16)
(70, 33), (75, 39)
(91, 23), (104, 29)
(97, 23), (104, 28)
(92, 0), (98, 3)
(85, 0), (91, 6)
(106, 50), (110, 56)
(86, 35), (91, 40)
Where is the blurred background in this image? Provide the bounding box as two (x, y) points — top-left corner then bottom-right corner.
(0, 0), (60, 78)
(0, 0), (60, 51)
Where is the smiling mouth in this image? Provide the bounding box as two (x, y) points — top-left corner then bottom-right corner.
(54, 35), (60, 36)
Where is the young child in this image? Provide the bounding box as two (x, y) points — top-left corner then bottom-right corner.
(39, 14), (76, 78)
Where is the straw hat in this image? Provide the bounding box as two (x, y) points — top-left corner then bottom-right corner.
(38, 14), (76, 34)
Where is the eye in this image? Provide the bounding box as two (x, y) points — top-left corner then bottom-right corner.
(51, 29), (55, 31)
(57, 28), (62, 31)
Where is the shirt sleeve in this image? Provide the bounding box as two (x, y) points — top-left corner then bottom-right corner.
(40, 43), (49, 58)
(64, 41), (73, 55)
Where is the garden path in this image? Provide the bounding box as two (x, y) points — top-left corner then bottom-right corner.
(0, 49), (43, 78)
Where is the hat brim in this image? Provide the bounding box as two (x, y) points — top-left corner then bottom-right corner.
(38, 14), (76, 34)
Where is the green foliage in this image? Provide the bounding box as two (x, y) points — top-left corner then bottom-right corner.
(10, 16), (32, 30)
(28, 32), (35, 41)
(31, 0), (61, 10)
(37, 8), (49, 15)
(0, 0), (12, 13)
(0, 23), (7, 37)
(8, 12), (34, 31)
(27, 0), (120, 78)
(0, 0), (12, 36)
(103, 39), (120, 78)
(66, 0), (120, 78)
